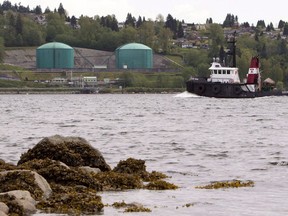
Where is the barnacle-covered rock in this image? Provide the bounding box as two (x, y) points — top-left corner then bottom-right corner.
(93, 171), (143, 190)
(19, 159), (102, 191)
(0, 170), (51, 200)
(0, 160), (17, 172)
(145, 180), (178, 190)
(195, 180), (255, 189)
(37, 184), (104, 215)
(17, 135), (111, 171)
(113, 158), (147, 174)
(0, 190), (37, 215)
(112, 201), (151, 213)
(113, 158), (167, 182)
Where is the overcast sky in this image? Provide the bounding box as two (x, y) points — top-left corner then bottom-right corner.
(14, 0), (288, 26)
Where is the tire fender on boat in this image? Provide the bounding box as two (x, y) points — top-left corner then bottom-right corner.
(234, 86), (242, 95)
(212, 85), (221, 94)
(197, 84), (205, 93)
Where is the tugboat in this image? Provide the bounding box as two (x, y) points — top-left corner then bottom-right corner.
(186, 35), (288, 98)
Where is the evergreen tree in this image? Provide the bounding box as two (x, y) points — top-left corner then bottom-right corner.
(177, 22), (184, 38)
(136, 16), (143, 28)
(1, 0), (12, 11)
(278, 20), (285, 29)
(44, 7), (51, 13)
(223, 14), (236, 27)
(256, 20), (265, 28)
(15, 14), (23, 35)
(283, 23), (288, 36)
(70, 15), (77, 29)
(0, 37), (4, 62)
(165, 14), (177, 39)
(125, 13), (135, 27)
(57, 3), (66, 17)
(35, 5), (42, 15)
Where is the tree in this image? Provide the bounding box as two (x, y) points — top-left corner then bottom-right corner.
(283, 23), (288, 36)
(136, 16), (143, 28)
(156, 27), (172, 54)
(125, 13), (135, 27)
(223, 14), (236, 27)
(165, 14), (177, 39)
(70, 15), (77, 29)
(46, 12), (68, 42)
(0, 37), (5, 62)
(177, 22), (184, 38)
(15, 14), (23, 35)
(138, 21), (154, 48)
(120, 26), (137, 44)
(277, 39), (288, 55)
(44, 7), (51, 14)
(57, 3), (66, 17)
(256, 20), (266, 29)
(35, 5), (42, 15)
(278, 20), (285, 29)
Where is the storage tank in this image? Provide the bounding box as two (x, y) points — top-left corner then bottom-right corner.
(115, 43), (153, 69)
(36, 42), (74, 69)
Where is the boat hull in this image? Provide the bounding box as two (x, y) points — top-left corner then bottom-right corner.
(186, 80), (288, 98)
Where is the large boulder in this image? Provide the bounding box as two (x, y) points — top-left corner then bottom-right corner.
(0, 170), (52, 200)
(18, 135), (111, 171)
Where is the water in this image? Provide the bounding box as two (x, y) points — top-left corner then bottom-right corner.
(1, 93), (288, 215)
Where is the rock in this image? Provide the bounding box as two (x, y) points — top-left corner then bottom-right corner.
(0, 160), (17, 171)
(113, 158), (147, 174)
(18, 135), (111, 171)
(19, 159), (102, 191)
(0, 170), (52, 200)
(0, 190), (37, 215)
(36, 186), (104, 215)
(0, 211), (7, 216)
(79, 166), (101, 174)
(0, 202), (8, 215)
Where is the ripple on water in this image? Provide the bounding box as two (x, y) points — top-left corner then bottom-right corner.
(1, 94), (288, 216)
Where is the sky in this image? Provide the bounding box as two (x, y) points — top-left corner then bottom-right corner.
(10, 0), (288, 26)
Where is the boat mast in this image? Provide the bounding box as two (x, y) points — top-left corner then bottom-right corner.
(227, 31), (237, 67)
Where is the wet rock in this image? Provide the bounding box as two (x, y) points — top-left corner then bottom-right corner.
(195, 180), (255, 189)
(145, 180), (179, 190)
(113, 158), (146, 175)
(0, 202), (8, 215)
(0, 160), (17, 172)
(112, 201), (151, 213)
(79, 166), (101, 174)
(94, 171), (143, 190)
(37, 185), (104, 215)
(0, 170), (52, 200)
(19, 159), (102, 191)
(0, 190), (37, 215)
(17, 135), (111, 171)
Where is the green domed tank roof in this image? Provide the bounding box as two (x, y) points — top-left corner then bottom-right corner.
(117, 43), (151, 50)
(37, 42), (73, 49)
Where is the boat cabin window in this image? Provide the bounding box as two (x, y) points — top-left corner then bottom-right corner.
(223, 70), (226, 74)
(227, 70), (230, 74)
(218, 70), (222, 74)
(214, 70), (217, 74)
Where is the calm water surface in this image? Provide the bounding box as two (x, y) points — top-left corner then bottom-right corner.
(1, 93), (288, 215)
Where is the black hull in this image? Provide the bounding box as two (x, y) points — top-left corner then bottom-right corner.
(186, 80), (288, 98)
